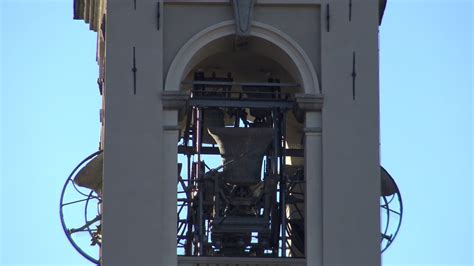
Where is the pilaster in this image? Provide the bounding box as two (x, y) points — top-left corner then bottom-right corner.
(320, 0), (381, 265)
(296, 93), (323, 266)
(102, 0), (167, 265)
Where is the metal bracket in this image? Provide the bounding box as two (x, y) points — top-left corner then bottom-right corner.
(132, 47), (137, 95)
(97, 77), (103, 95)
(326, 4), (330, 32)
(351, 51), (357, 100)
(349, 0), (352, 21)
(157, 3), (161, 30)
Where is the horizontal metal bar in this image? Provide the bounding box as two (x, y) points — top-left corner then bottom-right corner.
(178, 146), (304, 157)
(189, 98), (294, 109)
(192, 90), (290, 96)
(69, 215), (101, 234)
(61, 197), (91, 207)
(183, 80), (300, 87)
(381, 205), (402, 216)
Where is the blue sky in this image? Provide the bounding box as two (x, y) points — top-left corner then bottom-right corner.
(1, 0), (472, 265)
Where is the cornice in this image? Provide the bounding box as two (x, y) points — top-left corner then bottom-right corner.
(73, 0), (106, 32)
(295, 93), (324, 111)
(161, 91), (189, 110)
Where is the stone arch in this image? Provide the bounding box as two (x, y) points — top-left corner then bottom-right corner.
(165, 20), (320, 94)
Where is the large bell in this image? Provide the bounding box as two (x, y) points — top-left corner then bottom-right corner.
(74, 152), (103, 195)
(381, 166), (398, 196)
(208, 127), (273, 185)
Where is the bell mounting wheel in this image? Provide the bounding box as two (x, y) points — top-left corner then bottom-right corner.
(59, 150), (103, 264)
(380, 166), (403, 253)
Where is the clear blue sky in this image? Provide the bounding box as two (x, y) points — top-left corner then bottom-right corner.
(1, 0), (472, 265)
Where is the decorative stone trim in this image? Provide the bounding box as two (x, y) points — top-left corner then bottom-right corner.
(295, 93), (324, 111)
(163, 125), (181, 131)
(161, 91), (189, 110)
(304, 127), (322, 133)
(73, 0), (106, 32)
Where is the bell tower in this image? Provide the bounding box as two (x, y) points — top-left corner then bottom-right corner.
(60, 0), (403, 265)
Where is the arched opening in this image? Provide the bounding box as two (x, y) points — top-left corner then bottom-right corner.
(165, 20), (319, 94)
(180, 35), (302, 90)
(171, 21), (317, 259)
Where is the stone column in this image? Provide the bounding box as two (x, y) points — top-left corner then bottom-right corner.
(296, 93), (323, 266)
(161, 91), (188, 266)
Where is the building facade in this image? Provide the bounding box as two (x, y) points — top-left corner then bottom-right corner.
(71, 0), (388, 265)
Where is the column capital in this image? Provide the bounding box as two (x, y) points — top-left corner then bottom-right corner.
(161, 90), (188, 110)
(295, 93), (324, 111)
(304, 127), (322, 133)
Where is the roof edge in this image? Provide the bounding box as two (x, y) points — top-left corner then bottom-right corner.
(73, 0), (105, 32)
(379, 0), (387, 25)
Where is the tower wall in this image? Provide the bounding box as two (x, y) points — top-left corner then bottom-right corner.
(102, 0), (174, 265)
(320, 1), (381, 265)
(101, 1), (382, 265)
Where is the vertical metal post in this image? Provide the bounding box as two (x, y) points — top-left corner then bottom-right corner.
(280, 110), (287, 256)
(275, 108), (286, 257)
(272, 108), (286, 257)
(272, 108), (279, 176)
(195, 107), (204, 256)
(185, 154), (192, 255)
(198, 188), (204, 255)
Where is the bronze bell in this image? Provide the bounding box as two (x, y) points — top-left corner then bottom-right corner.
(208, 127), (273, 185)
(381, 166), (398, 197)
(74, 153), (103, 195)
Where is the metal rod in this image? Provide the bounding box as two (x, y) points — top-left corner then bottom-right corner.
(326, 4), (330, 32)
(280, 110), (287, 257)
(195, 107), (204, 256)
(352, 51), (357, 100)
(132, 47), (137, 95)
(190, 107), (198, 255)
(69, 215), (101, 234)
(271, 108), (284, 255)
(156, 2), (160, 30)
(178, 146), (304, 157)
(275, 109), (286, 257)
(272, 109), (279, 178)
(191, 89), (292, 97)
(61, 198), (91, 207)
(185, 155), (192, 255)
(349, 0), (352, 21)
(189, 98), (294, 109)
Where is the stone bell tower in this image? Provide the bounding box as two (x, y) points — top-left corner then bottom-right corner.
(69, 0), (389, 265)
